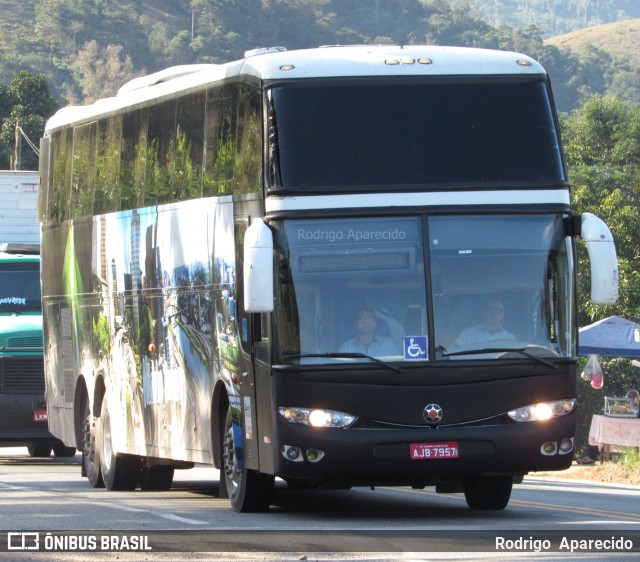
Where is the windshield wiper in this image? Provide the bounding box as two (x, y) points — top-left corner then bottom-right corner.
(443, 347), (557, 368)
(283, 352), (403, 374)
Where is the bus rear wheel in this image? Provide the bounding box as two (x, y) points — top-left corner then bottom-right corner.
(221, 408), (273, 512)
(52, 439), (77, 458)
(82, 400), (104, 488)
(139, 465), (174, 491)
(99, 395), (140, 491)
(463, 474), (512, 510)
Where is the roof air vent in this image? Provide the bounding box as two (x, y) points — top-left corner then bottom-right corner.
(244, 46), (287, 58)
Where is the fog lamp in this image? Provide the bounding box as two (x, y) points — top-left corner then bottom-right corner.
(281, 445), (303, 462)
(559, 438), (574, 454)
(306, 448), (325, 462)
(541, 441), (557, 455)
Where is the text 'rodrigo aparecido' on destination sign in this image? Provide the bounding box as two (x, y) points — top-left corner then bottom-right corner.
(296, 227), (408, 243)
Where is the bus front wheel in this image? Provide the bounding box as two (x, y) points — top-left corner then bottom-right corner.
(221, 408), (273, 512)
(463, 474), (512, 510)
(98, 395), (140, 491)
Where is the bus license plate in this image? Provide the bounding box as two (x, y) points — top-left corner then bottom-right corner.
(410, 442), (458, 460)
(33, 410), (47, 422)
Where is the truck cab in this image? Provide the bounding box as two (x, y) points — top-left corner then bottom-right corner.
(0, 244), (74, 457)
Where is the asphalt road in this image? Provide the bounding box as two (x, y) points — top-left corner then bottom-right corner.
(1, 446), (639, 561)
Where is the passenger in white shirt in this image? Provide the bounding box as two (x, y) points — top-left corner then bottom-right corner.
(340, 308), (399, 357)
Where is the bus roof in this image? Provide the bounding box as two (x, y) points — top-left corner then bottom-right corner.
(45, 45), (546, 132)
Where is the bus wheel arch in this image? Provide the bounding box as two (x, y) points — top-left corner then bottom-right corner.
(211, 381), (229, 470)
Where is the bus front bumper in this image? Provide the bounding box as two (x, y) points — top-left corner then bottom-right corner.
(272, 415), (575, 486)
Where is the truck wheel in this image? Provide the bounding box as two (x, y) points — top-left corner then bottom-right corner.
(221, 408), (273, 512)
(98, 395), (140, 491)
(27, 442), (52, 457)
(463, 474), (512, 510)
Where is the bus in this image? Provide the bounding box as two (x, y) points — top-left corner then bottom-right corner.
(38, 45), (618, 511)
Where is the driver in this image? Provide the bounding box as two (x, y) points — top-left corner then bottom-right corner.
(451, 298), (515, 350)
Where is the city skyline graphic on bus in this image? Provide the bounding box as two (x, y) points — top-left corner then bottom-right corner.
(64, 198), (238, 462)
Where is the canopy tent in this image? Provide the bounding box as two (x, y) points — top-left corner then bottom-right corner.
(578, 315), (640, 358)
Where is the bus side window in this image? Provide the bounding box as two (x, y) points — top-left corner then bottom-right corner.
(204, 85), (235, 196)
(146, 99), (176, 206)
(175, 91), (206, 200)
(50, 129), (72, 222)
(71, 122), (97, 219)
(120, 107), (148, 211)
(94, 115), (122, 214)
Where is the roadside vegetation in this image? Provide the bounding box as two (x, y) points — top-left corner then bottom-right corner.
(546, 448), (640, 486)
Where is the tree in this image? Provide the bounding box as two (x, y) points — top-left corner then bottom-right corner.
(0, 71), (59, 170)
(561, 94), (640, 456)
(68, 41), (140, 104)
(563, 95), (640, 324)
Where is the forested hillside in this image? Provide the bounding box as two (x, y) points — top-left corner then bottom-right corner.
(0, 0), (638, 114)
(466, 0), (640, 37)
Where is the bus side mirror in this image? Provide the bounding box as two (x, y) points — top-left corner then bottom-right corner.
(244, 218), (274, 312)
(581, 212), (618, 305)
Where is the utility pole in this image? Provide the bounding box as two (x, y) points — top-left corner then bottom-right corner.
(13, 119), (21, 170)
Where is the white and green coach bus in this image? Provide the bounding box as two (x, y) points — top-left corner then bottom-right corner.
(38, 45), (618, 512)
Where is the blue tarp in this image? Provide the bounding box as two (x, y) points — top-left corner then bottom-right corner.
(578, 315), (640, 358)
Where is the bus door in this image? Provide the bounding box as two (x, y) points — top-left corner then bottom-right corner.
(233, 217), (275, 475)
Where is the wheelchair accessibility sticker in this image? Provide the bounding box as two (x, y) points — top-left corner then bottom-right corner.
(404, 336), (427, 360)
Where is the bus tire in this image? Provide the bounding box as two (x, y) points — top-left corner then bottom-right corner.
(82, 399), (104, 488)
(139, 465), (174, 491)
(52, 439), (77, 458)
(222, 408), (273, 512)
(98, 395), (140, 491)
(463, 474), (512, 510)
(27, 441), (52, 457)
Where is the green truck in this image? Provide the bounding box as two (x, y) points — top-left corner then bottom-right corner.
(0, 243), (75, 457)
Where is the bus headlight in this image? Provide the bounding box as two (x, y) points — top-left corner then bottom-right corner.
(278, 407), (357, 428)
(508, 399), (576, 422)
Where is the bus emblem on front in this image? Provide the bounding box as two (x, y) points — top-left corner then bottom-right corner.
(423, 404), (443, 424)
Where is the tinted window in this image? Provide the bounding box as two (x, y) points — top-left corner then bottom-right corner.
(269, 79), (565, 189)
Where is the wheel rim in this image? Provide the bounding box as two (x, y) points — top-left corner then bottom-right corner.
(222, 421), (241, 497)
(101, 407), (113, 474)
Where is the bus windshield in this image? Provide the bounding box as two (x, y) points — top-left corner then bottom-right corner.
(268, 79), (565, 189)
(272, 214), (574, 364)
